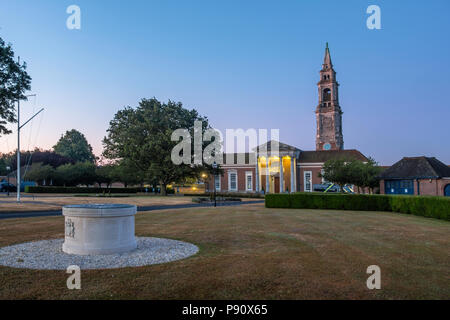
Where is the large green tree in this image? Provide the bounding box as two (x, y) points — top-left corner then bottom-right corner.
(54, 129), (95, 163)
(0, 36), (32, 136)
(320, 159), (352, 192)
(320, 158), (382, 194)
(55, 162), (97, 187)
(103, 98), (214, 195)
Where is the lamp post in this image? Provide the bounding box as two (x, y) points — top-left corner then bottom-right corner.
(6, 166), (10, 197)
(212, 162), (218, 207)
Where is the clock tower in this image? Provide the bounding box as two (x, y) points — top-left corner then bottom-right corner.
(316, 43), (344, 151)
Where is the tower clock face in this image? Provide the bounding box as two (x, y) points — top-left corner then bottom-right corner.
(323, 143), (331, 151)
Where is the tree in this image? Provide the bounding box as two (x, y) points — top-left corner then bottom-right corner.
(320, 159), (353, 192)
(95, 165), (115, 188)
(54, 129), (95, 163)
(111, 159), (145, 187)
(361, 157), (382, 194)
(55, 162), (96, 186)
(0, 36), (32, 136)
(320, 158), (382, 194)
(0, 157), (9, 176)
(103, 98), (213, 195)
(4, 148), (74, 169)
(25, 163), (56, 186)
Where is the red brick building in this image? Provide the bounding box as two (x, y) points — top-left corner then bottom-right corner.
(379, 157), (450, 196)
(207, 45), (368, 194)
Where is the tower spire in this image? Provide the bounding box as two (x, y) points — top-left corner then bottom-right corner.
(323, 42), (332, 69)
(316, 43), (343, 151)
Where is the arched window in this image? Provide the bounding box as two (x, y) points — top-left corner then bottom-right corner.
(445, 184), (450, 197)
(323, 88), (331, 102)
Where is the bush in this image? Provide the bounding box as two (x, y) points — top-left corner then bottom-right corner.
(265, 193), (450, 221)
(25, 186), (145, 194)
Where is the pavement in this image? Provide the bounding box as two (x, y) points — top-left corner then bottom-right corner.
(0, 200), (265, 220)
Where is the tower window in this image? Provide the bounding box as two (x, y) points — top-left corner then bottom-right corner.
(323, 88), (331, 101)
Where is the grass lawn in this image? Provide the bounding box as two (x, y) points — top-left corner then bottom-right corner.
(0, 203), (449, 299)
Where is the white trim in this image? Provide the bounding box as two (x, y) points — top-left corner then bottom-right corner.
(298, 162), (324, 166)
(228, 170), (238, 192)
(304, 171), (312, 192)
(245, 171), (253, 192)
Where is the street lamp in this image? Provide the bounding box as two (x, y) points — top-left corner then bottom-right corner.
(6, 166), (10, 197)
(212, 162), (218, 207)
(201, 173), (208, 194)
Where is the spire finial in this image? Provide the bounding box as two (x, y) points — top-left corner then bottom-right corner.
(326, 42), (328, 49)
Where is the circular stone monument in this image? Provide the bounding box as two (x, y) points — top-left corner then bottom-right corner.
(62, 204), (138, 255)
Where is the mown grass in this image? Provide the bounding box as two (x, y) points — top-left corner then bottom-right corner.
(0, 203), (448, 300)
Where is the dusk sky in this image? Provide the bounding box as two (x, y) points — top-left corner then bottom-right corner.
(0, 0), (449, 165)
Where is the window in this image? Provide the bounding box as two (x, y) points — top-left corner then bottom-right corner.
(321, 169), (329, 184)
(245, 172), (253, 191)
(323, 88), (331, 101)
(214, 175), (221, 191)
(228, 171), (237, 191)
(304, 171), (312, 192)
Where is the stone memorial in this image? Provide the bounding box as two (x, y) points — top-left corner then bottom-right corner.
(62, 204), (138, 255)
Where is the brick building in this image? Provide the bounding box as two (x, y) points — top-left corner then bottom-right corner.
(379, 157), (450, 196)
(207, 44), (368, 194)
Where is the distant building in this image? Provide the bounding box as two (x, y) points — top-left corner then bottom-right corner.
(206, 45), (368, 194)
(379, 157), (450, 196)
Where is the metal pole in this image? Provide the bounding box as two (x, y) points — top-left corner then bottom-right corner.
(17, 57), (21, 203)
(6, 166), (10, 197)
(212, 162), (217, 207)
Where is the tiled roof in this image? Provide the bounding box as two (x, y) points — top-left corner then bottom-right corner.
(379, 157), (450, 179)
(298, 149), (368, 163)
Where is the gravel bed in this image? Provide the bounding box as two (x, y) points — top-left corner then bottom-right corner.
(0, 237), (199, 270)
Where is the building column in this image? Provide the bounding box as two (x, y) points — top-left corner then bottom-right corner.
(290, 157), (295, 193)
(255, 155), (259, 192)
(266, 158), (270, 194)
(279, 157), (284, 193)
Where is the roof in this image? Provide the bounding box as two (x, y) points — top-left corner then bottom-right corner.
(298, 149), (368, 163)
(379, 157), (450, 179)
(254, 140), (301, 153)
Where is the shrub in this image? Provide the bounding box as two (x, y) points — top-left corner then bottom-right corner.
(265, 193), (450, 221)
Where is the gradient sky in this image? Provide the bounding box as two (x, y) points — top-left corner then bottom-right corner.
(0, 0), (449, 165)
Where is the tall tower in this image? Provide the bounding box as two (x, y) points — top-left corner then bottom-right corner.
(315, 43), (344, 151)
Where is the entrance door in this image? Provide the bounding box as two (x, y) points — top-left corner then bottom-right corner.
(445, 184), (450, 197)
(274, 177), (280, 193)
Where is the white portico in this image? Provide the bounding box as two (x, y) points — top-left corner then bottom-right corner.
(254, 141), (300, 194)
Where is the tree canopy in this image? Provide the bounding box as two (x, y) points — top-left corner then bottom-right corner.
(0, 36), (32, 136)
(53, 129), (96, 163)
(103, 98), (213, 194)
(320, 158), (382, 193)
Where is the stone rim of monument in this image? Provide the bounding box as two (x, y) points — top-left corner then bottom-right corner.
(62, 203), (138, 255)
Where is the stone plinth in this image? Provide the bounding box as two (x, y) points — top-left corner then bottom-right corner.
(62, 204), (137, 255)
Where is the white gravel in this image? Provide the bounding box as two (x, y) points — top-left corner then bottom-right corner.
(0, 237), (199, 270)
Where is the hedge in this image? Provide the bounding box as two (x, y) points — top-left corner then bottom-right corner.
(24, 186), (146, 194)
(265, 193), (450, 221)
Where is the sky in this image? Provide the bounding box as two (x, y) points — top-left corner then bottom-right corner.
(0, 0), (449, 165)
